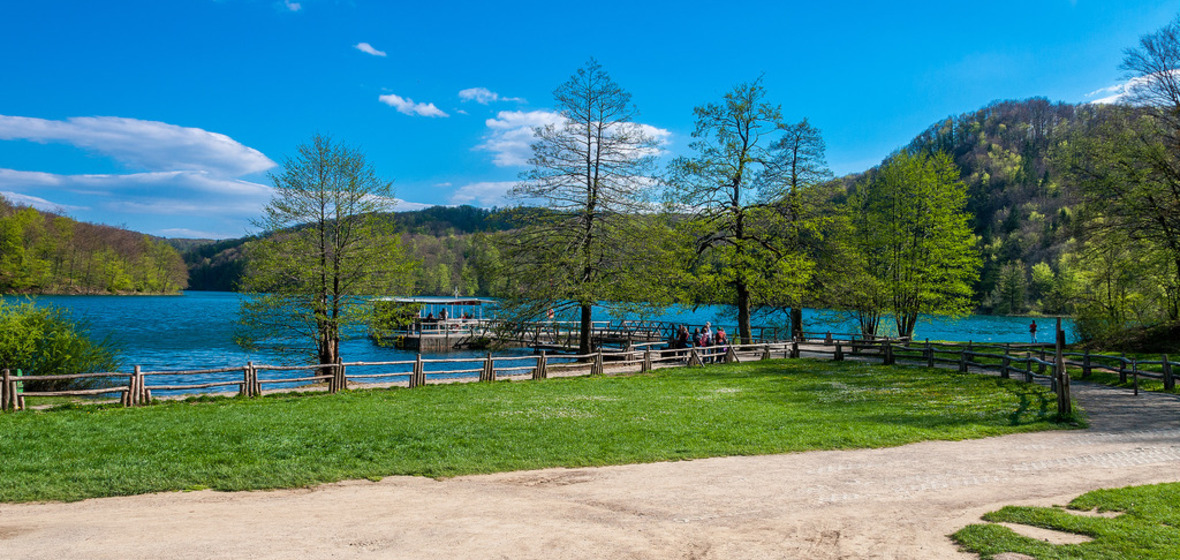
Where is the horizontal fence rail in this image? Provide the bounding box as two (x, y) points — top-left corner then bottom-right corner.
(3, 331), (1160, 412)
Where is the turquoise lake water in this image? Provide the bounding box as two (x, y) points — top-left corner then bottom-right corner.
(2, 291), (1075, 392)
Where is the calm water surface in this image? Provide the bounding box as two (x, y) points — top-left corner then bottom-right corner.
(3, 291), (1075, 392)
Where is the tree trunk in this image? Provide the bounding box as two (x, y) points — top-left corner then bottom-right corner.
(737, 282), (752, 344)
(579, 303), (593, 356)
(790, 307), (803, 341)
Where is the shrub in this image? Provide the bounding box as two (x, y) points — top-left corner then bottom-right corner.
(0, 301), (120, 392)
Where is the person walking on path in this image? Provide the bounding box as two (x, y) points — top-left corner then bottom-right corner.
(1029, 320), (1038, 344)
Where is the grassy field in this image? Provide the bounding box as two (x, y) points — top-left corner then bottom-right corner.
(0, 359), (1075, 503)
(954, 482), (1180, 559)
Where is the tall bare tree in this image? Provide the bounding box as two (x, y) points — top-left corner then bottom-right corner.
(502, 59), (665, 355)
(237, 134), (414, 368)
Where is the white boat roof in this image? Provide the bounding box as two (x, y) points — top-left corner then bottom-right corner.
(375, 296), (494, 306)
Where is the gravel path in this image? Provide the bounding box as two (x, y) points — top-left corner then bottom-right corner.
(1, 378), (1177, 559)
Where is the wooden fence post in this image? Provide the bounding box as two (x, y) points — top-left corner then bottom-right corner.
(1083, 350), (1091, 379)
(1050, 363), (1058, 393)
(884, 341), (894, 365)
(1119, 353), (1128, 384)
(482, 353), (496, 382)
(824, 332), (833, 345)
(1163, 355), (1174, 391)
(790, 340), (800, 359)
(1001, 355), (1010, 379)
(1, 368), (9, 411)
(240, 364), (251, 397)
(926, 340), (934, 368)
(835, 342), (844, 361)
(338, 363), (348, 392)
(251, 362), (261, 396)
(1025, 353), (1033, 383)
(410, 354), (423, 388)
(534, 351), (548, 380)
(761, 344), (770, 361)
(1132, 359), (1139, 396)
(139, 365), (151, 404)
(959, 350), (967, 373)
(1038, 348), (1047, 374)
(725, 346), (738, 364)
(688, 348), (703, 367)
(595, 349), (604, 376)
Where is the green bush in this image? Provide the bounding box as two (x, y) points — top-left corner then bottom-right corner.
(0, 301), (120, 392)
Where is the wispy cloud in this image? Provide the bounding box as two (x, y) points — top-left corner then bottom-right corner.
(0, 115), (275, 176)
(0, 190), (85, 213)
(448, 181), (517, 207)
(459, 87), (525, 105)
(282, 0), (302, 12)
(354, 42), (386, 57)
(476, 110), (671, 167)
(378, 94), (449, 118)
(477, 110), (563, 166)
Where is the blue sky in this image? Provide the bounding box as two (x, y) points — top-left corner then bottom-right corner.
(1, 0), (1176, 239)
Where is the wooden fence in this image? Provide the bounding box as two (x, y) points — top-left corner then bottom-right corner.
(3, 332), (1167, 412)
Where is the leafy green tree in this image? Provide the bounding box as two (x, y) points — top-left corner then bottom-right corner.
(848, 151), (980, 338)
(989, 262), (1028, 316)
(667, 79), (829, 343)
(237, 134), (414, 367)
(503, 59), (668, 354)
(0, 301), (120, 392)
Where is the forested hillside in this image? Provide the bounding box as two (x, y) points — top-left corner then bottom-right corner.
(905, 98), (1089, 315)
(182, 205), (517, 294)
(0, 196), (188, 294)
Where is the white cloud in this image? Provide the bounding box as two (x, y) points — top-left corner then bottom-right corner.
(459, 87), (525, 105)
(1087, 71), (1180, 105)
(0, 115), (275, 176)
(0, 190), (85, 213)
(282, 0), (302, 12)
(378, 94), (449, 118)
(354, 42), (386, 57)
(478, 110), (563, 166)
(393, 199), (434, 211)
(448, 181), (517, 208)
(476, 110), (672, 167)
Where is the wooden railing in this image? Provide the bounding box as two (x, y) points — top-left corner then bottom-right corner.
(4, 334), (1164, 412)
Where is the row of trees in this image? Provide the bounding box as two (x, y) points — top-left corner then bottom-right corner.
(500, 62), (980, 353)
(245, 15), (1180, 363)
(0, 198), (187, 294)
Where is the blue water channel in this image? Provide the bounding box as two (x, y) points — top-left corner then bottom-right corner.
(2, 291), (1075, 394)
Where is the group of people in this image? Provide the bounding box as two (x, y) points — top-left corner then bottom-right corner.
(671, 321), (730, 362)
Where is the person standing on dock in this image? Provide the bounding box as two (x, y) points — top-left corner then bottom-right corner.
(1029, 320), (1037, 344)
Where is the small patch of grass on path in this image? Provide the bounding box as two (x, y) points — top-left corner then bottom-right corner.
(0, 359), (1074, 503)
(953, 482), (1180, 559)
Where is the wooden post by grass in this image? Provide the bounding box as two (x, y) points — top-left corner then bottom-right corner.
(1001, 355), (1010, 379)
(1, 368), (9, 411)
(761, 344), (770, 361)
(240, 364), (251, 397)
(1025, 353), (1033, 383)
(410, 354), (424, 388)
(1038, 348), (1047, 374)
(1083, 350), (1091, 379)
(594, 349), (604, 376)
(790, 340), (800, 359)
(725, 346), (738, 364)
(959, 349), (967, 373)
(481, 353), (496, 382)
(251, 362), (261, 396)
(884, 341), (894, 365)
(926, 340), (934, 368)
(1119, 353), (1128, 384)
(688, 348), (702, 367)
(1163, 355), (1174, 391)
(641, 348), (651, 373)
(534, 351), (548, 380)
(1132, 359), (1139, 396)
(835, 342), (844, 361)
(825, 332), (832, 345)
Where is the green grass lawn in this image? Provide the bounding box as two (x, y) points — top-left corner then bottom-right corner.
(953, 482), (1180, 559)
(0, 359), (1076, 503)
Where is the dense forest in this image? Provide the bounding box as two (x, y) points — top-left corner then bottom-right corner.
(0, 196), (187, 294)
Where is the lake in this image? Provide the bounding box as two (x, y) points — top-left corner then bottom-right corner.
(2, 291), (1074, 392)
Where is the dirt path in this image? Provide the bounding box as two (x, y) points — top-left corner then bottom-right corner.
(1, 381), (1178, 559)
